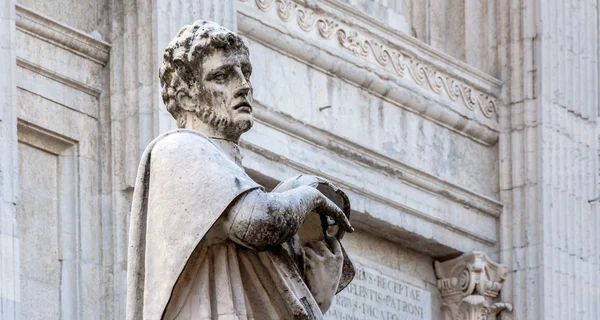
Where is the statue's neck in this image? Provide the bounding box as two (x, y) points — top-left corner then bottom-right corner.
(181, 113), (243, 166)
(209, 138), (243, 167)
(183, 113), (226, 139)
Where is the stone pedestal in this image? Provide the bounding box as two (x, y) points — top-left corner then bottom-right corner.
(434, 252), (512, 320)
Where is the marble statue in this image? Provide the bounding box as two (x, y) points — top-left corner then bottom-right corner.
(126, 20), (355, 320)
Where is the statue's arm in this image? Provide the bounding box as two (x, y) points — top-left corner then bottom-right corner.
(223, 186), (352, 251)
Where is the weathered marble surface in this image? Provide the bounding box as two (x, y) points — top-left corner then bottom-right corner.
(435, 252), (511, 320)
(2, 0), (598, 319)
(127, 20), (355, 320)
(326, 261), (432, 320)
(237, 0), (503, 257)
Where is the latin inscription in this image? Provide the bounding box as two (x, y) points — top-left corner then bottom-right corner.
(325, 262), (431, 320)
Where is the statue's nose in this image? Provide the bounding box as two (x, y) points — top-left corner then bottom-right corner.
(235, 85), (250, 99)
(234, 71), (251, 98)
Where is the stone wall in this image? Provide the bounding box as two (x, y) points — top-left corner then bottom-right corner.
(0, 0), (598, 319)
(497, 0), (600, 318)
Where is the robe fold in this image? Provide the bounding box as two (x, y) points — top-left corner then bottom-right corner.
(126, 130), (325, 320)
(161, 220), (323, 320)
(126, 130), (261, 320)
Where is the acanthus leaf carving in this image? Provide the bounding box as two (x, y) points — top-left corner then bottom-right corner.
(435, 251), (512, 320)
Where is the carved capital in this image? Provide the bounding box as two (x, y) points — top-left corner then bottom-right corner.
(435, 251), (512, 320)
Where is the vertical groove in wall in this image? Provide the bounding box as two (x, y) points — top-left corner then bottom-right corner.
(575, 3), (581, 313)
(109, 0), (160, 318)
(107, 1), (125, 319)
(560, 2), (568, 318)
(500, 0), (599, 318)
(138, 0), (154, 155)
(124, 0), (139, 188)
(588, 17), (595, 319)
(565, 0), (572, 311)
(590, 1), (598, 317)
(547, 1), (558, 316)
(0, 0), (20, 319)
(554, 1), (562, 312)
(594, 3), (599, 318)
(498, 0), (514, 315)
(170, 0), (180, 46)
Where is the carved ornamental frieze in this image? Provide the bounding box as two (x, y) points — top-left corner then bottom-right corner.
(240, 0), (498, 120)
(434, 251), (512, 320)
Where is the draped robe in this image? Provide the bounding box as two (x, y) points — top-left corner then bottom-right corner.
(126, 130), (328, 320)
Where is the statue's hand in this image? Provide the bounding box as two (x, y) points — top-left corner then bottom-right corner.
(303, 235), (344, 313)
(313, 193), (354, 234)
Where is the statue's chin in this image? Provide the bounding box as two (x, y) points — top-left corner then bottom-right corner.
(218, 118), (253, 141)
(238, 118), (253, 133)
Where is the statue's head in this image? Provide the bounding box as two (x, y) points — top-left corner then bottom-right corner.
(159, 21), (253, 141)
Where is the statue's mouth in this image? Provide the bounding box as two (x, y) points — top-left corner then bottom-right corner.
(233, 102), (252, 113)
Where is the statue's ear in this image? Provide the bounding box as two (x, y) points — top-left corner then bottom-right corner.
(175, 89), (195, 112)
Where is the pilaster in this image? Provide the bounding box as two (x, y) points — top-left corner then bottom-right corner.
(435, 252), (512, 320)
(497, 0), (600, 318)
(0, 0), (19, 318)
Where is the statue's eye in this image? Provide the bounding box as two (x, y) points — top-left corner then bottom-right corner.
(213, 73), (227, 82)
(242, 66), (252, 80)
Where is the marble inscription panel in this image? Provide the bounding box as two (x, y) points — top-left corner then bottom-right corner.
(325, 262), (431, 320)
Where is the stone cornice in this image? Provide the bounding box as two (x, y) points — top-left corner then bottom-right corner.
(15, 4), (111, 66)
(252, 103), (503, 219)
(317, 0), (502, 91)
(241, 103), (502, 254)
(237, 0), (501, 146)
(16, 58), (102, 98)
(241, 140), (497, 252)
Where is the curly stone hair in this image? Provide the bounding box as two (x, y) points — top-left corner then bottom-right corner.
(159, 20), (249, 127)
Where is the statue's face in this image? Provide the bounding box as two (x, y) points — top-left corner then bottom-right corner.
(197, 48), (253, 139)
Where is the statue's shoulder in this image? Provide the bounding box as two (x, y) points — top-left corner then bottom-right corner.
(145, 129), (243, 180)
(149, 129), (215, 158)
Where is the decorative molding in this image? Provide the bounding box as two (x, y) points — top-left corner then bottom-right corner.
(318, 0), (502, 89)
(435, 252), (512, 320)
(241, 140), (497, 251)
(15, 4), (111, 66)
(240, 104), (502, 253)
(17, 120), (77, 155)
(239, 0), (500, 120)
(237, 0), (500, 146)
(252, 103), (503, 219)
(16, 120), (80, 319)
(16, 58), (102, 98)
